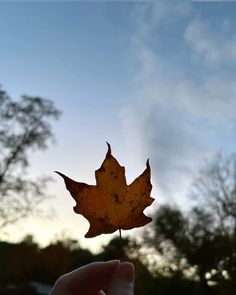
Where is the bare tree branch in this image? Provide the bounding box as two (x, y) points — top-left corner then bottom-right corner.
(0, 85), (61, 228)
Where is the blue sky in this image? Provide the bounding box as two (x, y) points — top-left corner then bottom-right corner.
(1, 1), (236, 252)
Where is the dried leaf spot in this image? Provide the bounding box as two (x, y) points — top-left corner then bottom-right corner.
(111, 193), (121, 204)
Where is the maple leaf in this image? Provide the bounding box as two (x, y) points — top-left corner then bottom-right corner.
(55, 143), (154, 238)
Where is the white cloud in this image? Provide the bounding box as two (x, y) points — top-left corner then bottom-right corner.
(133, 1), (192, 42)
(123, 2), (236, 208)
(184, 18), (236, 65)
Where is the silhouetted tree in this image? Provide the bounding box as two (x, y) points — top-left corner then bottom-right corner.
(190, 152), (236, 293)
(39, 240), (74, 283)
(0, 235), (39, 285)
(190, 152), (236, 225)
(143, 206), (210, 293)
(144, 152), (236, 294)
(98, 236), (129, 261)
(0, 86), (61, 229)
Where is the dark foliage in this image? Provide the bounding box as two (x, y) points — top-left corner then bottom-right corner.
(0, 233), (231, 295)
(144, 153), (236, 295)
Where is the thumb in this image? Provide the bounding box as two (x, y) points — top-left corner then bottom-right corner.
(109, 262), (134, 295)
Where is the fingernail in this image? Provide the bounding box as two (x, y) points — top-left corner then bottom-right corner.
(107, 259), (120, 265)
(116, 262), (134, 282)
(109, 262), (134, 295)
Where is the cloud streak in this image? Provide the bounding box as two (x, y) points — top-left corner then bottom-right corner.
(185, 18), (236, 65)
(123, 2), (236, 207)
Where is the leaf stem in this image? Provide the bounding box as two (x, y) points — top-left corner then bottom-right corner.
(119, 228), (122, 241)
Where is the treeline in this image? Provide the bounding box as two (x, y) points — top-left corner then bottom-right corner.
(0, 204), (236, 295)
(0, 234), (204, 295)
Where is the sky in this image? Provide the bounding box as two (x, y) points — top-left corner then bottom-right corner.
(1, 1), (236, 252)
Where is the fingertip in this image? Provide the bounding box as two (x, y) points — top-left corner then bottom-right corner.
(51, 261), (121, 294)
(109, 262), (135, 295)
(116, 262), (134, 282)
(106, 259), (121, 266)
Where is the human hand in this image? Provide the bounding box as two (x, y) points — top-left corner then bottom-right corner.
(49, 260), (134, 295)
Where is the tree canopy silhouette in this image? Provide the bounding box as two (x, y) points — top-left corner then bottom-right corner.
(0, 86), (61, 229)
(144, 152), (236, 295)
